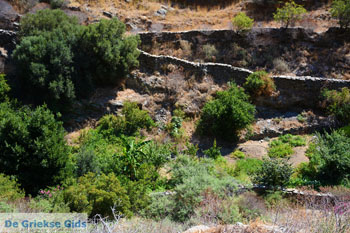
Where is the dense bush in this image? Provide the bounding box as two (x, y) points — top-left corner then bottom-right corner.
(198, 83), (256, 140)
(232, 12), (254, 32)
(64, 172), (132, 218)
(303, 131), (350, 186)
(253, 158), (293, 189)
(0, 102), (71, 194)
(0, 74), (10, 102)
(233, 158), (263, 182)
(322, 87), (350, 123)
(97, 101), (155, 137)
(0, 174), (24, 201)
(78, 18), (140, 85)
(243, 71), (276, 98)
(331, 0), (350, 29)
(13, 10), (140, 112)
(273, 1), (307, 28)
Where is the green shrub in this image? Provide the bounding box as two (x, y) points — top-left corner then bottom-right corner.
(270, 134), (306, 147)
(232, 12), (254, 32)
(0, 74), (10, 102)
(303, 131), (350, 186)
(322, 87), (350, 123)
(243, 71), (276, 98)
(0, 102), (71, 194)
(268, 134), (305, 158)
(233, 158), (263, 178)
(203, 139), (222, 160)
(268, 143), (294, 158)
(97, 101), (154, 137)
(144, 155), (239, 222)
(50, 0), (65, 9)
(273, 1), (307, 28)
(230, 150), (246, 159)
(202, 44), (218, 61)
(198, 83), (256, 140)
(30, 185), (69, 213)
(331, 0), (350, 29)
(253, 158), (293, 189)
(64, 172), (132, 218)
(0, 174), (24, 201)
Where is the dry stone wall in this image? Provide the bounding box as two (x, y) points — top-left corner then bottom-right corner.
(139, 49), (350, 110)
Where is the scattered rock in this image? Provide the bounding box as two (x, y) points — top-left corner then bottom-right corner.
(126, 22), (138, 31)
(154, 6), (168, 17)
(103, 11), (113, 18)
(183, 225), (210, 233)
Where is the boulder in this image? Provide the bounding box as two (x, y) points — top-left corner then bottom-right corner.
(0, 0), (20, 30)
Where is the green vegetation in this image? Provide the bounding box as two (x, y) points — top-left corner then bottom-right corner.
(300, 131), (350, 186)
(64, 172), (132, 218)
(198, 83), (256, 140)
(202, 44), (218, 61)
(243, 71), (276, 98)
(13, 9), (140, 112)
(143, 155), (239, 222)
(253, 158), (293, 189)
(232, 12), (254, 32)
(203, 140), (222, 159)
(0, 101), (71, 195)
(0, 74), (10, 102)
(230, 150), (246, 159)
(0, 174), (24, 201)
(268, 134), (306, 158)
(322, 87), (350, 123)
(331, 0), (350, 29)
(233, 158), (263, 181)
(97, 101), (155, 137)
(273, 1), (307, 28)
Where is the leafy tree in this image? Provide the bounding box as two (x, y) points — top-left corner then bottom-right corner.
(0, 102), (71, 194)
(253, 158), (293, 189)
(64, 172), (132, 218)
(232, 12), (254, 32)
(331, 0), (350, 29)
(0, 74), (10, 102)
(18, 9), (80, 38)
(78, 18), (140, 85)
(198, 83), (256, 140)
(273, 1), (307, 28)
(13, 30), (76, 111)
(13, 10), (140, 112)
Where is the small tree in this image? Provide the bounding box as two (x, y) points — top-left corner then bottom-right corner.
(253, 158), (293, 189)
(273, 1), (307, 28)
(331, 0), (350, 29)
(232, 12), (254, 32)
(198, 83), (256, 140)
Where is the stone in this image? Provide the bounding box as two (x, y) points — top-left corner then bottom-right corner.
(154, 7), (167, 17)
(126, 22), (138, 31)
(103, 11), (113, 18)
(0, 0), (20, 30)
